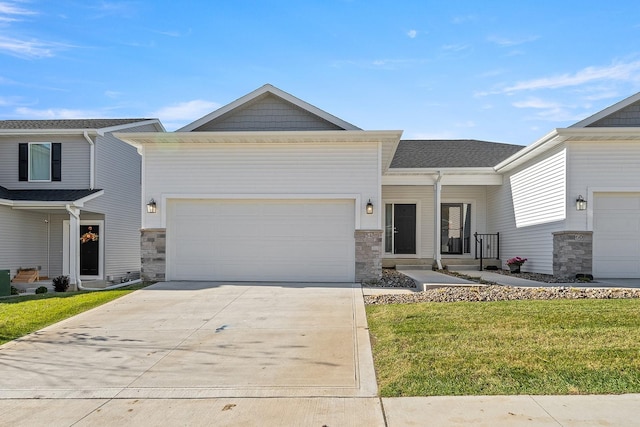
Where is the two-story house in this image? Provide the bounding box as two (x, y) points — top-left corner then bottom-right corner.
(0, 119), (163, 290)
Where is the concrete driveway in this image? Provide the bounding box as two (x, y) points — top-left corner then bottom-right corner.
(0, 281), (383, 426)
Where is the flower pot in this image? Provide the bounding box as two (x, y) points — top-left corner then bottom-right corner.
(509, 264), (521, 273)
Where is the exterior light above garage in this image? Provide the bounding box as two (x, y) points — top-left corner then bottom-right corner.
(146, 198), (157, 213)
(366, 199), (374, 214)
(576, 195), (587, 211)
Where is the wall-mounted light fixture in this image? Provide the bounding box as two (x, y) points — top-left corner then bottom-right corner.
(576, 195), (587, 211)
(366, 199), (374, 215)
(146, 198), (157, 213)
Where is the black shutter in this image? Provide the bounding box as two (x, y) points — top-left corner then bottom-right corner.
(18, 143), (28, 181)
(51, 143), (61, 181)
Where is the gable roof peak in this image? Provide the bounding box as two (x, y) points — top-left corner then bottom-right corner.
(570, 92), (640, 128)
(176, 84), (361, 132)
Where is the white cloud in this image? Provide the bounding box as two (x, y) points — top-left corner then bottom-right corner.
(0, 2), (36, 20)
(0, 36), (70, 59)
(15, 107), (103, 119)
(455, 120), (476, 128)
(512, 98), (562, 109)
(487, 35), (539, 47)
(407, 29), (417, 39)
(442, 43), (469, 52)
(151, 100), (220, 129)
(504, 61), (640, 93)
(104, 90), (122, 99)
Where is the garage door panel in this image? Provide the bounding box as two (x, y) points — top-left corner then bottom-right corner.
(593, 193), (640, 278)
(167, 199), (355, 282)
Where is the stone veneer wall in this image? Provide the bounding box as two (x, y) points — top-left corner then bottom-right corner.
(553, 231), (593, 279)
(141, 228), (166, 281)
(355, 230), (383, 282)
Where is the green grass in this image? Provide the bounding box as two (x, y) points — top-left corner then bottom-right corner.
(366, 299), (640, 396)
(0, 284), (149, 345)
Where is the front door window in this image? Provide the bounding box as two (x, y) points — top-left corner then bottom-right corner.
(385, 203), (417, 254)
(441, 203), (471, 255)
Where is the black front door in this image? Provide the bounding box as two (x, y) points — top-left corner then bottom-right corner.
(80, 225), (100, 276)
(394, 204), (416, 254)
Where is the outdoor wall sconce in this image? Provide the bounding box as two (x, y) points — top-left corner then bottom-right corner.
(146, 199), (157, 213)
(576, 195), (587, 211)
(366, 199), (374, 215)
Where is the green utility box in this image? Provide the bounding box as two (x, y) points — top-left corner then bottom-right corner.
(0, 270), (10, 297)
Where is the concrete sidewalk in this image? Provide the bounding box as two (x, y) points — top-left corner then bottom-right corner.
(1, 279), (639, 426)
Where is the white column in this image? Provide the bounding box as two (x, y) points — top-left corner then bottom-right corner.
(66, 205), (81, 290)
(434, 173), (443, 269)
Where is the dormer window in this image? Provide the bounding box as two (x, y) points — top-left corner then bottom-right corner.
(19, 142), (61, 182)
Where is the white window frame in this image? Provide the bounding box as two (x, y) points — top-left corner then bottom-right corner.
(28, 142), (52, 182)
(382, 200), (421, 258)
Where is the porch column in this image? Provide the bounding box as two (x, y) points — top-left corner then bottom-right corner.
(434, 172), (443, 269)
(66, 205), (81, 290)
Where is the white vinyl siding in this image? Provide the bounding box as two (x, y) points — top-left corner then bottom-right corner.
(143, 142), (380, 230)
(382, 185), (489, 261)
(166, 199), (355, 282)
(566, 139), (640, 229)
(488, 146), (567, 274)
(510, 149), (566, 228)
(382, 185), (432, 258)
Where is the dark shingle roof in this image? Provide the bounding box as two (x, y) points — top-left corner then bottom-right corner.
(390, 139), (525, 168)
(0, 186), (102, 202)
(0, 119), (153, 130)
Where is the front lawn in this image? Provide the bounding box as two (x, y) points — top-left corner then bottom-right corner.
(366, 299), (640, 396)
(0, 284), (148, 345)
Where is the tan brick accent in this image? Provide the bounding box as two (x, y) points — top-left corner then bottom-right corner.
(355, 230), (383, 282)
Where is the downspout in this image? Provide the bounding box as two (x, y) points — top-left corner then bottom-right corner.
(83, 131), (95, 190)
(65, 204), (82, 289)
(434, 171), (443, 270)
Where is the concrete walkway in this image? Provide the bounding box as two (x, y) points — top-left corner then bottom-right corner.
(1, 279), (639, 426)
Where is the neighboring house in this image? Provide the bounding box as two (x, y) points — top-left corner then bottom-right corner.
(0, 118), (164, 289)
(116, 85), (640, 283)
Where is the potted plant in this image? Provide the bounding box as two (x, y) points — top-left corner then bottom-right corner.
(506, 257), (527, 273)
(52, 275), (70, 292)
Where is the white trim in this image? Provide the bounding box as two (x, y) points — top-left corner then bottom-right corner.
(160, 193), (363, 230)
(440, 198), (476, 259)
(27, 142), (52, 182)
(381, 199), (421, 258)
(176, 84), (361, 132)
(115, 130), (403, 148)
(5, 190), (105, 209)
(63, 219), (105, 280)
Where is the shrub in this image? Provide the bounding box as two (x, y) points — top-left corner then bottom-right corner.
(35, 286), (48, 294)
(52, 275), (70, 292)
(10, 285), (19, 295)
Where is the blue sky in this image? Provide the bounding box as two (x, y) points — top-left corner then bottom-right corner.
(2, 1), (640, 145)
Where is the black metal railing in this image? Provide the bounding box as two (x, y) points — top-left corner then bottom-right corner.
(474, 232), (500, 271)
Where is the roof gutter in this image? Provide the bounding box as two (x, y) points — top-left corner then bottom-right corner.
(83, 131), (95, 190)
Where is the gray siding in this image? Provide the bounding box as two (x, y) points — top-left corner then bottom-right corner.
(0, 205), (49, 279)
(0, 135), (90, 189)
(82, 124), (151, 278)
(589, 100), (640, 127)
(193, 94), (343, 131)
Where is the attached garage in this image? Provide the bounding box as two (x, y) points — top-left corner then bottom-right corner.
(593, 192), (640, 278)
(166, 199), (356, 282)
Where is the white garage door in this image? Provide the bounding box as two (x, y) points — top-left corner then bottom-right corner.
(167, 199), (355, 282)
(593, 193), (640, 278)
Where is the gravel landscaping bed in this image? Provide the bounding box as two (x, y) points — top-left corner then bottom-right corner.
(364, 285), (640, 305)
(362, 268), (417, 288)
(488, 269), (583, 283)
